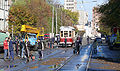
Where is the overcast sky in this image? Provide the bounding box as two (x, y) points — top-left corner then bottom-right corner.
(59, 0), (107, 21)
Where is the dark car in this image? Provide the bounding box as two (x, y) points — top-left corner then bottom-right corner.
(95, 37), (102, 43)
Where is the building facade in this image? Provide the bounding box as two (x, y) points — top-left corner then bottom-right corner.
(0, 0), (12, 31)
(75, 10), (88, 32)
(64, 0), (77, 11)
(78, 10), (88, 25)
(92, 7), (101, 37)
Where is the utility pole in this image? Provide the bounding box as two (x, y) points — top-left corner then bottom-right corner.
(3, 0), (6, 31)
(52, 6), (54, 33)
(61, 9), (62, 26)
(56, 9), (57, 34)
(12, 25), (13, 38)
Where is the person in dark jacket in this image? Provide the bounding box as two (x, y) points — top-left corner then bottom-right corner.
(20, 39), (25, 58)
(8, 37), (15, 60)
(75, 37), (80, 54)
(15, 37), (19, 56)
(87, 36), (89, 44)
(24, 39), (30, 61)
(65, 37), (67, 48)
(37, 39), (43, 60)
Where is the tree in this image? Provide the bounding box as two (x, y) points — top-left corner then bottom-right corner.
(8, 4), (36, 36)
(25, 0), (52, 33)
(98, 0), (120, 28)
(8, 0), (52, 35)
(61, 9), (79, 26)
(97, 0), (120, 35)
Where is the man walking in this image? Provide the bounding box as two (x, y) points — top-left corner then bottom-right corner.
(75, 37), (80, 54)
(87, 36), (89, 44)
(8, 37), (15, 61)
(24, 39), (30, 62)
(3, 37), (8, 60)
(20, 39), (25, 58)
(37, 39), (43, 60)
(65, 37), (67, 48)
(15, 37), (19, 56)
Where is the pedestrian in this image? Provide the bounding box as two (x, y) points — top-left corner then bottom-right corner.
(37, 39), (43, 60)
(87, 36), (89, 44)
(3, 37), (8, 60)
(65, 37), (67, 48)
(75, 37), (80, 54)
(15, 37), (19, 56)
(8, 37), (15, 61)
(57, 36), (59, 45)
(79, 36), (82, 49)
(50, 39), (53, 48)
(19, 39), (25, 58)
(24, 39), (30, 61)
(93, 39), (97, 54)
(79, 36), (82, 45)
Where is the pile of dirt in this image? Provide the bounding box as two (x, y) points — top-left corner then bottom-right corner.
(41, 58), (66, 65)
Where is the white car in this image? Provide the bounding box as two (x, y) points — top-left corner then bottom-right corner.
(90, 37), (95, 40)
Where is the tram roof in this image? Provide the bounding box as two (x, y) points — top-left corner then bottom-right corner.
(60, 26), (75, 31)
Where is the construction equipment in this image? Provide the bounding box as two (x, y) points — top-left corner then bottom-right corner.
(21, 25), (44, 38)
(21, 25), (44, 50)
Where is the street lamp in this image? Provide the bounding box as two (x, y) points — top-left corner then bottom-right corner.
(3, 0), (6, 31)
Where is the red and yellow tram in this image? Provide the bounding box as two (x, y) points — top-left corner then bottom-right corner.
(59, 26), (75, 47)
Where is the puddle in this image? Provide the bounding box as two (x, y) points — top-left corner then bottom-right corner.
(75, 64), (82, 69)
(48, 64), (61, 69)
(41, 58), (66, 65)
(7, 65), (18, 68)
(30, 66), (38, 69)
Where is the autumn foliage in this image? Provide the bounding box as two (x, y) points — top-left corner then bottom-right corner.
(8, 0), (52, 35)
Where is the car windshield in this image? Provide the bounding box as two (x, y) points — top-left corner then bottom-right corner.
(28, 34), (36, 38)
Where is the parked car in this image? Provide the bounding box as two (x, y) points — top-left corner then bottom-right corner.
(95, 37), (102, 43)
(0, 31), (8, 51)
(90, 37), (96, 40)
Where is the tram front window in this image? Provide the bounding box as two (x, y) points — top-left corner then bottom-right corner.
(64, 31), (68, 37)
(69, 31), (72, 37)
(61, 31), (63, 37)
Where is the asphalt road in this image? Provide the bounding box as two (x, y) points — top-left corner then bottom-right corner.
(59, 44), (92, 71)
(1, 40), (120, 71)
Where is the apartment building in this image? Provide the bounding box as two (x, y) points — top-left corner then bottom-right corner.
(64, 0), (77, 11)
(0, 0), (12, 31)
(92, 7), (101, 36)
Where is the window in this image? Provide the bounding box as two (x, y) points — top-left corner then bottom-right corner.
(61, 31), (63, 37)
(69, 0), (74, 2)
(69, 7), (74, 9)
(64, 31), (68, 37)
(66, 0), (74, 2)
(67, 4), (74, 6)
(69, 31), (72, 37)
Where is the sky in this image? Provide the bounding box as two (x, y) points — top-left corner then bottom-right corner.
(59, 0), (107, 21)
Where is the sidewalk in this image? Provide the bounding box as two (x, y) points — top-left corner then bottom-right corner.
(88, 44), (120, 71)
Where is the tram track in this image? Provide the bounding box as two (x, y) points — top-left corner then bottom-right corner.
(55, 54), (74, 71)
(55, 44), (93, 71)
(17, 48), (72, 71)
(86, 44), (93, 71)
